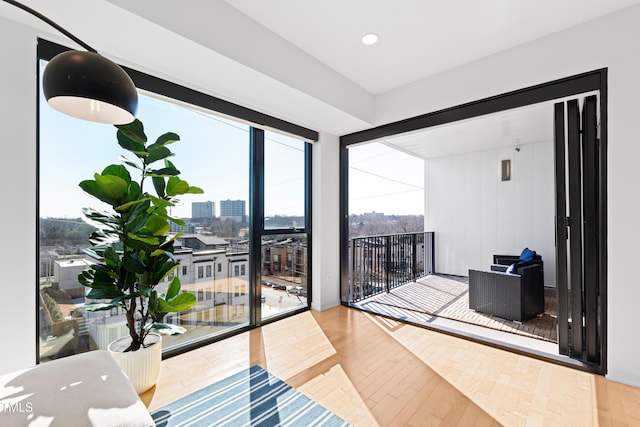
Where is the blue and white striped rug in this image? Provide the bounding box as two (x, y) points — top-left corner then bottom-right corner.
(151, 365), (351, 426)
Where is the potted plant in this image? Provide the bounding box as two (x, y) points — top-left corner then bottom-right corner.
(78, 119), (202, 393)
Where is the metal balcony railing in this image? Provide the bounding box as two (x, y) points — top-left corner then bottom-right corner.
(348, 231), (434, 303)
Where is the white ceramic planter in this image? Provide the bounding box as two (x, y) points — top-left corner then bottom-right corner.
(108, 332), (162, 394)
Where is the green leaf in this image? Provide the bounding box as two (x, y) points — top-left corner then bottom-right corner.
(122, 252), (147, 274)
(116, 119), (147, 154)
(122, 181), (143, 204)
(154, 132), (180, 147)
(166, 176), (189, 196)
(101, 164), (131, 183)
(127, 232), (160, 245)
(148, 195), (173, 209)
(165, 277), (181, 300)
(152, 177), (166, 198)
(166, 230), (184, 244)
(146, 146), (173, 164)
(186, 185), (204, 195)
(78, 180), (102, 200)
(147, 167), (180, 177)
(145, 214), (170, 236)
(119, 155), (142, 171)
(79, 173), (131, 206)
(116, 198), (147, 212)
(83, 302), (120, 311)
(158, 292), (197, 313)
(103, 245), (121, 266)
(85, 286), (121, 299)
(170, 217), (186, 227)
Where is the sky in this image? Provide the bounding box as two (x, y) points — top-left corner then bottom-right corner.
(348, 142), (424, 215)
(39, 62), (304, 220)
(39, 60), (423, 220)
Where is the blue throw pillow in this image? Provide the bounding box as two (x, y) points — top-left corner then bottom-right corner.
(507, 259), (536, 274)
(520, 247), (536, 262)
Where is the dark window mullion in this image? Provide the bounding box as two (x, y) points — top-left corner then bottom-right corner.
(249, 127), (265, 326)
(304, 142), (312, 305)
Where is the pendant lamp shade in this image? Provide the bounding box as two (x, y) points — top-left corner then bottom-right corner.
(42, 50), (138, 124)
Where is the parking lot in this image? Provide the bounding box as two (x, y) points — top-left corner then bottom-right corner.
(261, 280), (307, 317)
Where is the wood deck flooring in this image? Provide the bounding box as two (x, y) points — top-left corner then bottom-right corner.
(355, 274), (558, 343)
(140, 305), (640, 426)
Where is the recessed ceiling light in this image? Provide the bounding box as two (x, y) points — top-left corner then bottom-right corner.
(361, 33), (379, 45)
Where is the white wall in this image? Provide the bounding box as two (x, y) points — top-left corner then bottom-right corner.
(377, 6), (640, 386)
(311, 132), (341, 311)
(426, 141), (555, 287)
(0, 18), (37, 373)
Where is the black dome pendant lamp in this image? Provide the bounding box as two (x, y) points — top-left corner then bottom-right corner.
(43, 50), (138, 124)
(4, 0), (138, 124)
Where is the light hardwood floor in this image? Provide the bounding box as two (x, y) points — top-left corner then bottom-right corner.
(140, 306), (640, 426)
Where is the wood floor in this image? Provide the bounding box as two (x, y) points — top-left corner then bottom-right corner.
(140, 305), (640, 426)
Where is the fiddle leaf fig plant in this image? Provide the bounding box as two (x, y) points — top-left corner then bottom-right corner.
(78, 119), (203, 351)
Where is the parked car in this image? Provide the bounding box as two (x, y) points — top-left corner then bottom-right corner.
(271, 283), (286, 290)
(288, 286), (306, 296)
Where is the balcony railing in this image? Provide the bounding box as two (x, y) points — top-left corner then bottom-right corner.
(348, 231), (434, 303)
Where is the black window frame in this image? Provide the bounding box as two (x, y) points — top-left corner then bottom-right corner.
(36, 38), (315, 361)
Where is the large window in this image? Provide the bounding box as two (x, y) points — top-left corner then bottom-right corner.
(260, 234), (308, 320)
(264, 131), (306, 230)
(260, 130), (309, 319)
(37, 41), (315, 363)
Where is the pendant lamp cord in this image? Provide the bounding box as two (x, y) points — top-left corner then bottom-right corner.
(2, 0), (97, 53)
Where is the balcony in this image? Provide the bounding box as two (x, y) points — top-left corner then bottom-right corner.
(348, 231), (435, 302)
(348, 232), (558, 353)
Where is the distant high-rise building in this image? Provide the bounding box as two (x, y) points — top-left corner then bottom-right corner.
(170, 222), (195, 234)
(192, 201), (215, 219)
(220, 199), (246, 222)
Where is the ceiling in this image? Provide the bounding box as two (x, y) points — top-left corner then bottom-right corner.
(215, 1), (618, 158)
(1, 0), (637, 137)
(223, 0), (640, 94)
(380, 101), (554, 159)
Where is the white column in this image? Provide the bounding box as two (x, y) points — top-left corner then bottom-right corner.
(311, 132), (341, 311)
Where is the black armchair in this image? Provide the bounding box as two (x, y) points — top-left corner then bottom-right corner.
(491, 254), (543, 272)
(468, 253), (544, 322)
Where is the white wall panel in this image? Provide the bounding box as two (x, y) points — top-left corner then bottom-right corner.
(533, 142), (556, 287)
(480, 151), (499, 267)
(451, 154), (467, 274)
(465, 152), (483, 270)
(513, 145), (535, 253)
(434, 157), (452, 272)
(496, 147), (516, 254)
(426, 141), (555, 285)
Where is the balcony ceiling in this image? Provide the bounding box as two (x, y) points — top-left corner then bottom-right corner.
(379, 101), (555, 160)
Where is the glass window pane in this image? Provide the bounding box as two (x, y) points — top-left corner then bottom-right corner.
(264, 131), (306, 229)
(260, 234), (308, 320)
(38, 54), (311, 364)
(38, 60), (250, 361)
